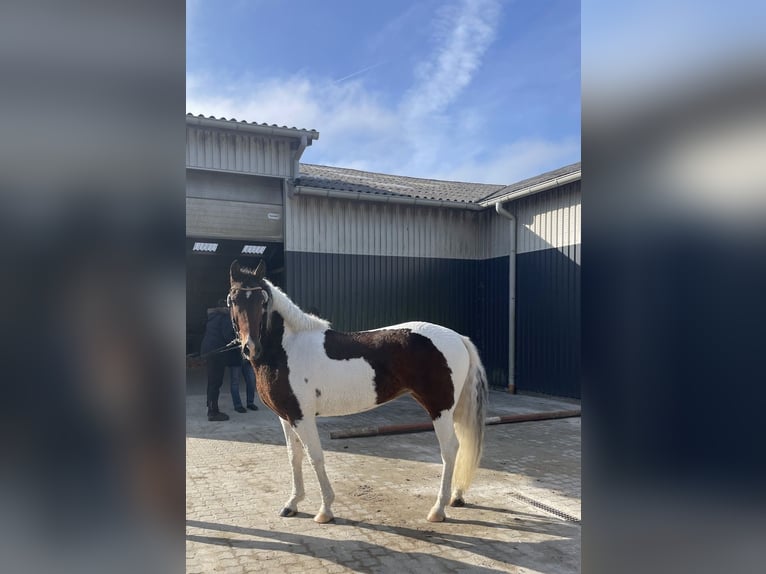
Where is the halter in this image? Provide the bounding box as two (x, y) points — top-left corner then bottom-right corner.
(227, 285), (267, 309)
(226, 284), (270, 352)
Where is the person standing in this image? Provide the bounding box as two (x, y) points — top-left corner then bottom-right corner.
(226, 353), (258, 413)
(200, 299), (239, 421)
(230, 357), (258, 413)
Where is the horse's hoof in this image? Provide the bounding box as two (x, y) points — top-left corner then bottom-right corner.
(314, 511), (334, 523)
(427, 509), (446, 522)
(279, 507), (297, 517)
(449, 497), (465, 507)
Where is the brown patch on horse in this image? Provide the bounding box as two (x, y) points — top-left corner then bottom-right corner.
(251, 311), (303, 426)
(323, 329), (454, 419)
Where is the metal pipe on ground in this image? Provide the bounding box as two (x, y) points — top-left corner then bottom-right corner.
(328, 409), (581, 439)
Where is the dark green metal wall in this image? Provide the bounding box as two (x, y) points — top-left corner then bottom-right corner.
(285, 251), (510, 388)
(515, 246), (581, 398)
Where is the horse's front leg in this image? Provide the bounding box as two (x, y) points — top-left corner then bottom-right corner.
(292, 418), (335, 523)
(279, 417), (305, 517)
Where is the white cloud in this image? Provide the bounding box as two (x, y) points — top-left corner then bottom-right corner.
(186, 0), (580, 185)
(435, 137), (582, 183)
(402, 0), (501, 119)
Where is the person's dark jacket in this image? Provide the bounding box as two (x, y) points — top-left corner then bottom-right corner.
(200, 307), (241, 366)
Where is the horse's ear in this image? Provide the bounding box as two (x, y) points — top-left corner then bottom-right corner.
(254, 259), (266, 281)
(230, 260), (243, 284)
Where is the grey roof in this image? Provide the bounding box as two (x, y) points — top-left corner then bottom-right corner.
(297, 164), (506, 204)
(480, 162), (581, 205)
(186, 113), (319, 137)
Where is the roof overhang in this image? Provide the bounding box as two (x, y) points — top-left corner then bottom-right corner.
(186, 114), (319, 143)
(293, 184), (484, 211)
(480, 167), (581, 207)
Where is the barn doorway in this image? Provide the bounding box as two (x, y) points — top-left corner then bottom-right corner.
(186, 238), (284, 356)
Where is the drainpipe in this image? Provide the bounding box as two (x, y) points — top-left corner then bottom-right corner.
(482, 169), (581, 206)
(495, 201), (516, 394)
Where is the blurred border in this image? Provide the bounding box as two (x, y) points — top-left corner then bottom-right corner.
(583, 2), (766, 574)
(0, 2), (185, 573)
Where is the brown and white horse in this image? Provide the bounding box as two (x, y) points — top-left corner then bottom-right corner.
(227, 260), (488, 523)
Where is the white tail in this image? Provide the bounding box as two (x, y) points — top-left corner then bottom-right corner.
(452, 336), (488, 496)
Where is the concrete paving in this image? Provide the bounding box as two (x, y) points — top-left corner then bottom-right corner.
(186, 367), (581, 573)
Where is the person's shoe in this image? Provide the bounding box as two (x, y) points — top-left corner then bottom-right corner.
(234, 406), (247, 413)
(247, 403), (259, 411)
(207, 411), (229, 421)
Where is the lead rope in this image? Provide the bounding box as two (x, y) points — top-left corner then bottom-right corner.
(198, 338), (241, 359)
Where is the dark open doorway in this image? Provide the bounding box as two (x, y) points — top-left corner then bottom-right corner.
(186, 238), (284, 356)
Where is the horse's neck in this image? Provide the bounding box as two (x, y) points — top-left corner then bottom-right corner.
(260, 310), (287, 356)
(265, 280), (329, 333)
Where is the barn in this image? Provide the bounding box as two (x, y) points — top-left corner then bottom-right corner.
(187, 115), (580, 399)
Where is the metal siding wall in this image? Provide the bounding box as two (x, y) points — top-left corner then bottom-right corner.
(285, 194), (509, 387)
(515, 248), (580, 398)
(186, 169), (283, 205)
(479, 209), (513, 259)
(286, 252), (509, 387)
(514, 181), (581, 263)
(186, 126), (293, 178)
(479, 256), (511, 386)
(513, 182), (581, 398)
(186, 198), (283, 241)
(283, 186), (581, 394)
(286, 196), (482, 260)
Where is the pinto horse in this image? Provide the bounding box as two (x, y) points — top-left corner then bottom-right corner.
(227, 259), (488, 523)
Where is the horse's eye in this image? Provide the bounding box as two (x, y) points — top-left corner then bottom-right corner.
(226, 294), (232, 308)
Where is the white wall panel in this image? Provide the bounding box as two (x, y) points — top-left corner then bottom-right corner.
(286, 195), (483, 259)
(513, 181), (581, 262)
(186, 126), (294, 177)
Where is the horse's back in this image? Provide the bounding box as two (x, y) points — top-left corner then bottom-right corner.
(373, 321), (470, 368)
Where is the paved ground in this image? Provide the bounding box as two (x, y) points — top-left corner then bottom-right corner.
(186, 368), (581, 573)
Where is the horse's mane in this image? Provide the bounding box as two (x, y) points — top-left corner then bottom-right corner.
(264, 279), (330, 332)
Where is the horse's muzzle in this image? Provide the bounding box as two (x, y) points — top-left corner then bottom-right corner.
(242, 338), (261, 360)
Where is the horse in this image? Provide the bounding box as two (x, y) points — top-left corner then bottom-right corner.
(227, 259), (488, 523)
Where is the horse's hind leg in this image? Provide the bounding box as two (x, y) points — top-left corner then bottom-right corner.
(428, 410), (459, 522)
(279, 418), (305, 517)
(292, 417), (335, 523)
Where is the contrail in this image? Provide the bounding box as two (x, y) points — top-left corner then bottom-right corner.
(335, 61), (386, 83)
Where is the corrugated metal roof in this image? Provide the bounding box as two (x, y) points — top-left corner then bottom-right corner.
(186, 113), (319, 137)
(479, 162), (581, 205)
(297, 164), (506, 204)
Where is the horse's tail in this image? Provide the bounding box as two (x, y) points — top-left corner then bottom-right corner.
(452, 336), (488, 496)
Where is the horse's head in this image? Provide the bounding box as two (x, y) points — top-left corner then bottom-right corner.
(228, 259), (269, 361)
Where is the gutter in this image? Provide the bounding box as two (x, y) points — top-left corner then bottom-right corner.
(293, 184), (485, 211)
(186, 115), (320, 141)
(494, 201), (517, 393)
(481, 170), (581, 207)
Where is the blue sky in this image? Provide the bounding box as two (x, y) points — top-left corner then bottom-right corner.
(187, 0), (580, 184)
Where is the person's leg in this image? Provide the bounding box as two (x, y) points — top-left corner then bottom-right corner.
(206, 355), (228, 421)
(229, 366), (245, 412)
(243, 362), (257, 409)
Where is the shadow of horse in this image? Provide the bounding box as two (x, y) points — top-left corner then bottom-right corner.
(187, 514), (579, 573)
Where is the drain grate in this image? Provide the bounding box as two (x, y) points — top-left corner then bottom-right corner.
(511, 493), (581, 524)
